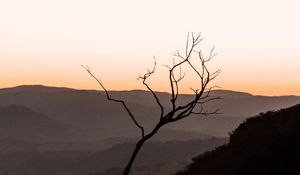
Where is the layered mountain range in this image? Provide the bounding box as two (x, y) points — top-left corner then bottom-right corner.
(1, 85), (299, 139)
(0, 85), (299, 174)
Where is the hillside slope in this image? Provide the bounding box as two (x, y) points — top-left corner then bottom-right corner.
(0, 105), (76, 142)
(176, 104), (300, 175)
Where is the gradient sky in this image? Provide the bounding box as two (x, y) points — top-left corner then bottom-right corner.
(0, 0), (299, 95)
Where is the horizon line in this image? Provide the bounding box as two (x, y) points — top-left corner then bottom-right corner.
(1, 84), (299, 97)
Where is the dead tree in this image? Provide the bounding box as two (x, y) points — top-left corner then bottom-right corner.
(82, 33), (221, 175)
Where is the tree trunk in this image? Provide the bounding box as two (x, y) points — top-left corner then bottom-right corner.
(123, 139), (146, 175)
(123, 121), (164, 175)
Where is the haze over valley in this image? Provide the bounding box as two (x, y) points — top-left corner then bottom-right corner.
(0, 85), (299, 174)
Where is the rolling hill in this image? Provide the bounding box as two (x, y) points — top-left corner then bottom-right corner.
(0, 138), (227, 175)
(0, 105), (76, 142)
(0, 85), (299, 138)
(0, 85), (299, 175)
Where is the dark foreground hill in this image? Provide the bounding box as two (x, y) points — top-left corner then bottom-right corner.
(176, 104), (300, 175)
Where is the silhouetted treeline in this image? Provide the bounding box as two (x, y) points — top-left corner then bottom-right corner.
(176, 104), (300, 175)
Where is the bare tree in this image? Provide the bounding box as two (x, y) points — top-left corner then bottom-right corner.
(82, 33), (220, 175)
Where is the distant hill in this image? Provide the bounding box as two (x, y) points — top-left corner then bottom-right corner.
(0, 137), (38, 154)
(152, 129), (211, 141)
(0, 103), (215, 153)
(204, 89), (253, 98)
(0, 104), (215, 153)
(0, 138), (227, 175)
(176, 104), (300, 175)
(0, 105), (76, 142)
(0, 85), (299, 137)
(0, 85), (76, 93)
(78, 138), (227, 173)
(1, 85), (299, 175)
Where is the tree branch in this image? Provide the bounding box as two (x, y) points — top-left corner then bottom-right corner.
(137, 57), (164, 119)
(82, 32), (220, 175)
(81, 65), (145, 138)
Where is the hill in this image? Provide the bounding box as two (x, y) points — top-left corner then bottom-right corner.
(0, 105), (76, 142)
(0, 103), (216, 153)
(0, 138), (227, 175)
(0, 137), (38, 153)
(176, 104), (300, 175)
(0, 85), (299, 137)
(0, 85), (74, 93)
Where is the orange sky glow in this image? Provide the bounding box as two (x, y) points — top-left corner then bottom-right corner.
(0, 0), (300, 96)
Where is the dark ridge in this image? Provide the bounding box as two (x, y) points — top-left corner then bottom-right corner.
(176, 104), (300, 175)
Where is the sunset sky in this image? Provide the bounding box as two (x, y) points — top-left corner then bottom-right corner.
(0, 0), (299, 95)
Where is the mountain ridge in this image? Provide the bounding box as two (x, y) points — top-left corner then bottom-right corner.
(0, 85), (255, 97)
(176, 104), (300, 175)
(0, 85), (299, 138)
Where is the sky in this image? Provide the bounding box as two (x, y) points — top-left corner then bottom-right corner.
(0, 0), (299, 95)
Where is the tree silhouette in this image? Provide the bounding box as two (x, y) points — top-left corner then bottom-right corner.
(82, 33), (220, 175)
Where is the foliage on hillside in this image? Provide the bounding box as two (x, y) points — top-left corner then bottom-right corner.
(176, 104), (300, 175)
